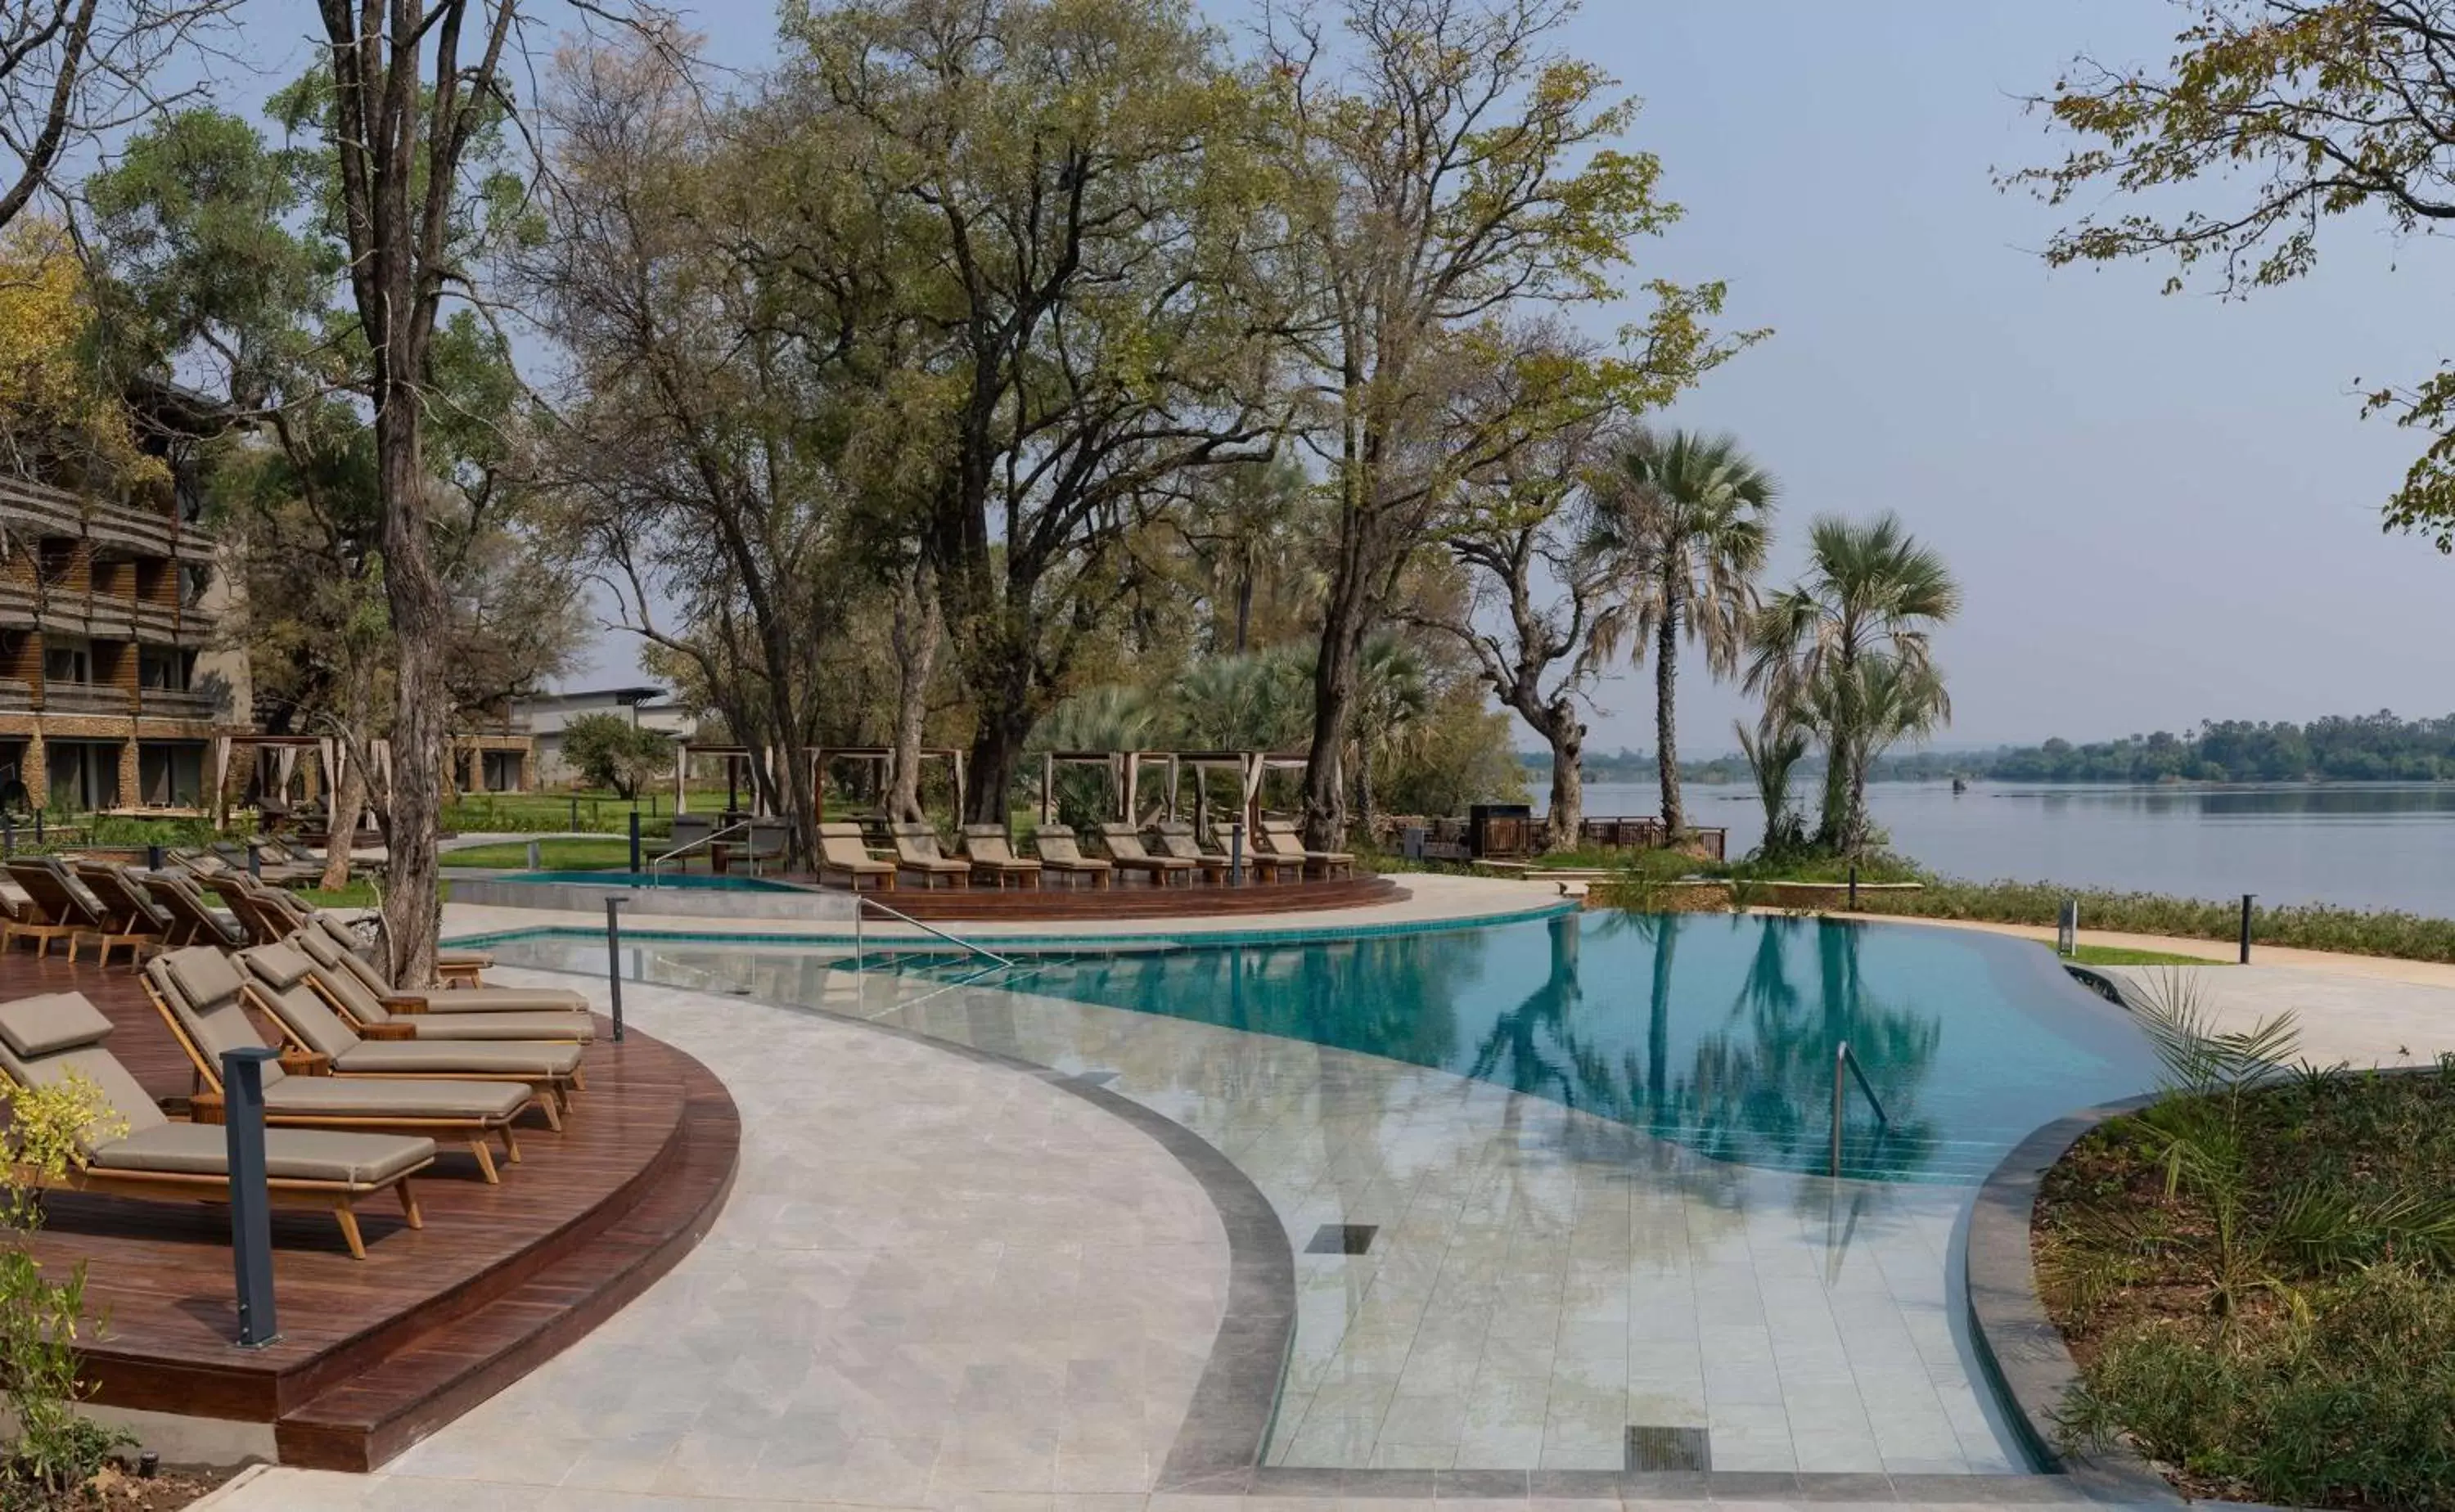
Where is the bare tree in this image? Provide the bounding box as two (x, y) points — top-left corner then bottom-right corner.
(0, 0), (231, 230)
(1260, 0), (1748, 849)
(1414, 409), (1628, 848)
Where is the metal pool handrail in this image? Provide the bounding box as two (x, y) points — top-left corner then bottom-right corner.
(1829, 1040), (1890, 1178)
(649, 818), (757, 880)
(853, 894), (1014, 972)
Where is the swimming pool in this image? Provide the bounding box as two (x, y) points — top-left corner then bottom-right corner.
(890, 912), (2153, 1182)
(507, 911), (2152, 1184)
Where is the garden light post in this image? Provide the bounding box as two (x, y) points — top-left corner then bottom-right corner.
(1229, 821), (1245, 887)
(2056, 899), (2078, 957)
(1847, 864), (1858, 908)
(2239, 893), (2255, 965)
(628, 811), (642, 871)
(221, 1046), (281, 1348)
(605, 897), (627, 1042)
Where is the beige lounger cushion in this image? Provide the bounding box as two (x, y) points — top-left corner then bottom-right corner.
(296, 929), (583, 1014)
(160, 946), (248, 1010)
(90, 1123), (434, 1186)
(263, 1077), (529, 1122)
(368, 1011), (594, 1042)
(336, 1040), (585, 1078)
(0, 992), (115, 1058)
(148, 952), (291, 1087)
(0, 996), (169, 1147)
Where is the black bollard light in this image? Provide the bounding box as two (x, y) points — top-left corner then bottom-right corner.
(568, 796), (579, 831)
(220, 1046), (282, 1348)
(605, 896), (627, 1042)
(1848, 863), (1859, 908)
(246, 846), (260, 880)
(147, 843), (164, 871)
(1229, 821), (1245, 887)
(2240, 893), (2255, 965)
(628, 810), (642, 871)
(32, 809), (43, 844)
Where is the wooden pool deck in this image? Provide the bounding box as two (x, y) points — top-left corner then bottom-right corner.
(0, 947), (738, 1471)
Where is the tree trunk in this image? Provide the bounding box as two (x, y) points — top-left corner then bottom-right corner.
(1544, 711), (1584, 852)
(320, 665), (372, 892)
(887, 559), (940, 825)
(1302, 605), (1363, 850)
(377, 407), (448, 990)
(1655, 578), (1683, 838)
(964, 690), (1034, 830)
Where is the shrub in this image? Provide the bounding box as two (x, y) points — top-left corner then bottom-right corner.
(0, 1073), (133, 1504)
(1848, 878), (2455, 964)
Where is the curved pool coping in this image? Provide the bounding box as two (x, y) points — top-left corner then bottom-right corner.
(493, 912), (2162, 1504)
(444, 894), (1584, 953)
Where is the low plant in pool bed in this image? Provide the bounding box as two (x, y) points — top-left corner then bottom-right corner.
(2034, 973), (2455, 1510)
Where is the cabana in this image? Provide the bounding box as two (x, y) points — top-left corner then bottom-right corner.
(1037, 749), (1313, 838)
(810, 747), (967, 825)
(668, 743), (769, 817)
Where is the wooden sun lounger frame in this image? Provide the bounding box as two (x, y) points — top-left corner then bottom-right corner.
(887, 825), (971, 889)
(143, 974), (531, 1186)
(11, 1155), (425, 1261)
(2, 862), (110, 961)
(1259, 821), (1356, 880)
(69, 862), (170, 967)
(815, 825), (897, 893)
(1025, 826), (1113, 889)
(241, 975), (579, 1130)
(958, 826), (1042, 889)
(1096, 824), (1200, 888)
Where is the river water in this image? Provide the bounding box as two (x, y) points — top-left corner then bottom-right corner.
(1556, 779), (2455, 916)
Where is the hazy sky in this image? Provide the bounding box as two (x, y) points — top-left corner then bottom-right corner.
(203, 1), (2453, 754)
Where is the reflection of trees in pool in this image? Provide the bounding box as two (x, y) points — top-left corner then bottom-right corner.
(1464, 915), (1944, 1178)
(1052, 927), (1483, 1074)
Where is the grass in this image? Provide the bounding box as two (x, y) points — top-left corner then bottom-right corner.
(297, 882), (384, 908)
(446, 838), (641, 871)
(2064, 943), (2223, 967)
(1845, 878), (2455, 965)
(2038, 1051), (2455, 1509)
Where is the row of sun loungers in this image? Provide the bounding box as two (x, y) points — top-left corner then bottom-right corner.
(0, 881), (597, 1259)
(817, 819), (1355, 892)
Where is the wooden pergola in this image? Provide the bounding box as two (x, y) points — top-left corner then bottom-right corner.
(210, 733), (393, 834)
(669, 743), (764, 816)
(812, 747), (966, 823)
(1038, 749), (1312, 833)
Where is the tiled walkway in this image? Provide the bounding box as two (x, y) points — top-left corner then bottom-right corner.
(213, 972), (1230, 1510)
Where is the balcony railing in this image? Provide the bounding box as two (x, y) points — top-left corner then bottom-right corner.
(0, 678), (32, 709)
(40, 684), (133, 716)
(137, 687), (217, 722)
(0, 476), (218, 557)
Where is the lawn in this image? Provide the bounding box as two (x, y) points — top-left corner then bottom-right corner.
(2063, 943), (2222, 967)
(447, 837), (641, 871)
(2037, 1010), (2455, 1510)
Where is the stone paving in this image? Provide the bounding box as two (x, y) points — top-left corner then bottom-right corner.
(211, 972), (1229, 1512)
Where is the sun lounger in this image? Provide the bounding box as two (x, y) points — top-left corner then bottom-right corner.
(265, 899), (491, 988)
(1259, 820), (1355, 880)
(71, 860), (176, 965)
(198, 873), (294, 947)
(291, 929), (592, 1040)
(142, 871), (250, 948)
(816, 822), (897, 893)
(224, 944), (587, 1124)
(888, 824), (971, 889)
(165, 847), (232, 878)
(145, 948), (536, 1184)
(291, 921), (586, 1015)
(1150, 821), (1244, 884)
(1027, 825), (1113, 889)
(1097, 824), (1199, 886)
(209, 840), (318, 887)
(958, 826), (1042, 889)
(0, 989), (432, 1258)
(2, 857), (114, 960)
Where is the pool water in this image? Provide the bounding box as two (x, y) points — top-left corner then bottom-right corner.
(862, 913), (2153, 1183)
(504, 870), (809, 893)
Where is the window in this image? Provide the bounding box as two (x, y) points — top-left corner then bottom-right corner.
(139, 647), (190, 691)
(43, 641), (88, 686)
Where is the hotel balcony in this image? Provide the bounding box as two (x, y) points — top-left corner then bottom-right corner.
(0, 476), (218, 562)
(40, 685), (133, 716)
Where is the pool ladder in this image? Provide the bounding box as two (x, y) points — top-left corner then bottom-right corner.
(1830, 1042), (1890, 1179)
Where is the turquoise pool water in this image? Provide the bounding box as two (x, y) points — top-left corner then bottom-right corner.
(505, 870), (807, 893)
(863, 913), (2154, 1183)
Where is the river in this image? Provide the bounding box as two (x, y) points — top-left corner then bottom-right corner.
(1554, 779), (2455, 916)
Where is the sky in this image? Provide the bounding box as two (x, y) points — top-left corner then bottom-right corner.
(190, 0), (2453, 754)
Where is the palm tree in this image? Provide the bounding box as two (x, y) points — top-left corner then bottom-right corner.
(1597, 430), (1777, 838)
(1746, 514), (1960, 856)
(1734, 713), (1809, 854)
(1349, 632), (1430, 833)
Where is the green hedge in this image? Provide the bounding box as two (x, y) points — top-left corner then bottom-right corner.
(1845, 879), (2455, 965)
